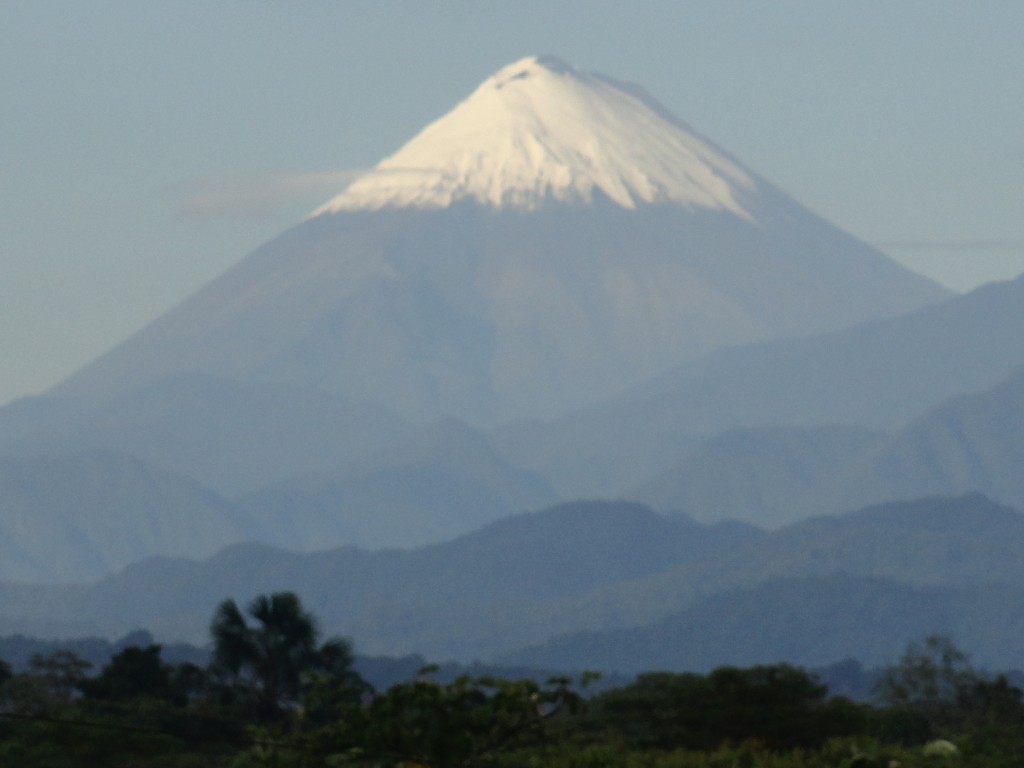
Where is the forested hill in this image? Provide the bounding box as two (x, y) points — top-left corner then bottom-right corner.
(2, 494), (1024, 672)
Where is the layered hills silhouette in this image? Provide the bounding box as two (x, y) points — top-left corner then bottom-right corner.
(0, 57), (1021, 678)
(0, 450), (254, 583)
(501, 575), (1024, 674)
(498, 272), (1024, 499)
(0, 374), (412, 496)
(629, 361), (1024, 527)
(0, 55), (966, 581)
(3, 269), (1022, 579)
(0, 500), (761, 643)
(240, 417), (556, 550)
(627, 425), (887, 528)
(840, 363), (1024, 511)
(2, 494), (1023, 673)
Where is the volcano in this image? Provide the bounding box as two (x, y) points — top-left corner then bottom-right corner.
(56, 56), (946, 425)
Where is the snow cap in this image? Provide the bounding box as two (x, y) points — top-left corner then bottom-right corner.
(313, 55), (756, 216)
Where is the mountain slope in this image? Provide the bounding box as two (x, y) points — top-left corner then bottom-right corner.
(627, 362), (1024, 527)
(500, 575), (1024, 673)
(829, 362), (1024, 512)
(628, 424), (886, 526)
(241, 417), (556, 550)
(524, 494), (1024, 650)
(51, 56), (944, 426)
(0, 451), (255, 583)
(496, 274), (1024, 498)
(0, 374), (412, 496)
(619, 275), (1024, 433)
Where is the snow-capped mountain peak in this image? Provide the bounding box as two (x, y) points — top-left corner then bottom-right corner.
(312, 55), (756, 216)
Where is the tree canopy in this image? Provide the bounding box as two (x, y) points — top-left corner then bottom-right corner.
(210, 591), (365, 721)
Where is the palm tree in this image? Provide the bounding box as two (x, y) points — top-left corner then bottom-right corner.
(210, 591), (361, 720)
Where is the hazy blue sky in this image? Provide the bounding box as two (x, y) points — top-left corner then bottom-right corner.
(2, 1), (1022, 406)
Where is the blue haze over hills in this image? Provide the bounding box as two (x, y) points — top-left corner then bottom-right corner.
(0, 57), (1022, 675)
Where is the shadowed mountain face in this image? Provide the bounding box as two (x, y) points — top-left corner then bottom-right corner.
(498, 575), (1024, 674)
(495, 273), (1024, 500)
(0, 374), (413, 496)
(500, 496), (1024, 672)
(829, 362), (1024, 511)
(240, 417), (557, 550)
(52, 202), (944, 427)
(625, 363), (1024, 527)
(0, 451), (256, 583)
(627, 424), (887, 527)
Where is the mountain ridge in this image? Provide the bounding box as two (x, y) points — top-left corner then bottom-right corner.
(48, 57), (945, 425)
(627, 360), (1024, 527)
(496, 273), (1024, 499)
(0, 494), (1019, 670)
(0, 449), (256, 583)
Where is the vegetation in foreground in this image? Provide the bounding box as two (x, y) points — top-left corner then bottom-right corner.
(1, 593), (1022, 767)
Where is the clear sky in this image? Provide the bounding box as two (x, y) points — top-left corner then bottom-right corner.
(2, 1), (1022, 407)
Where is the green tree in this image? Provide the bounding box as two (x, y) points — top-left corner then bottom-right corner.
(210, 591), (364, 721)
(319, 668), (584, 767)
(28, 649), (92, 703)
(79, 644), (178, 703)
(874, 634), (983, 739)
(957, 673), (1024, 725)
(590, 663), (864, 751)
(875, 635), (977, 709)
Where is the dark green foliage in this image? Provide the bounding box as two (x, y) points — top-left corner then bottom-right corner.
(588, 664), (864, 751)
(875, 634), (977, 709)
(958, 672), (1024, 726)
(210, 591), (366, 722)
(867, 706), (933, 747)
(7, 604), (1024, 767)
(79, 644), (178, 703)
(0, 630), (209, 674)
(28, 650), (93, 704)
(873, 635), (1024, 745)
(317, 670), (585, 766)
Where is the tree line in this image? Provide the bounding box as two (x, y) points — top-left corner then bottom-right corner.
(1, 591), (1022, 767)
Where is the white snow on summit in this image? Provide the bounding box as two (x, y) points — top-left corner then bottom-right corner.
(313, 56), (756, 216)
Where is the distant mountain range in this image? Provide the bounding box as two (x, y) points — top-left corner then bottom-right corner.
(0, 451), (254, 583)
(2, 276), (1023, 580)
(2, 494), (1022, 674)
(628, 361), (1024, 526)
(626, 424), (887, 528)
(501, 575), (1024, 675)
(0, 57), (1021, 679)
(49, 56), (942, 427)
(0, 500), (760, 643)
(0, 55), (972, 583)
(497, 272), (1024, 500)
(0, 374), (412, 496)
(240, 417), (556, 550)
